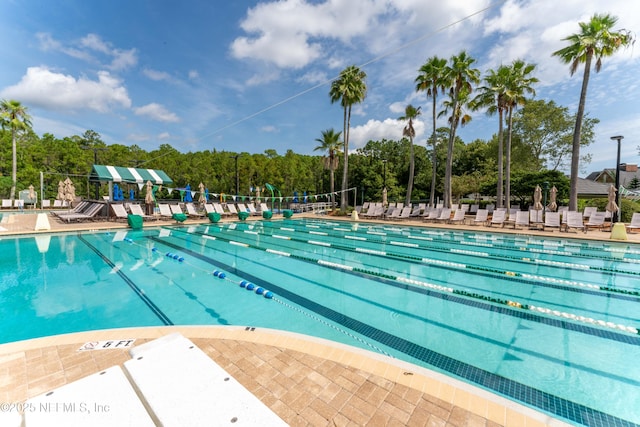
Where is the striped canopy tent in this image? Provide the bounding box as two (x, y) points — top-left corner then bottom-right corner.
(89, 165), (173, 200)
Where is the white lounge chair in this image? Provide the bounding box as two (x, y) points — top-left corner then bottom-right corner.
(185, 202), (204, 217)
(226, 203), (238, 215)
(564, 211), (585, 233)
(488, 209), (506, 227)
(626, 212), (640, 233)
(435, 208), (452, 223)
(472, 209), (488, 226)
(585, 211), (608, 231)
(111, 203), (129, 221)
(129, 203), (155, 220)
(158, 203), (173, 219)
(41, 199), (51, 209)
(1, 199), (11, 209)
(583, 206), (597, 219)
(543, 212), (561, 231)
(449, 209), (466, 224)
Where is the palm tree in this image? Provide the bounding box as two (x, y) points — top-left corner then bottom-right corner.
(415, 56), (449, 208)
(473, 65), (510, 208)
(329, 65), (367, 211)
(553, 13), (634, 211)
(314, 129), (343, 208)
(0, 99), (32, 201)
(441, 52), (480, 208)
(398, 105), (421, 206)
(474, 60), (537, 209)
(503, 60), (538, 209)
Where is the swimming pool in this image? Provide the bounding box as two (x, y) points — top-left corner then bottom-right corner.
(2, 219), (639, 426)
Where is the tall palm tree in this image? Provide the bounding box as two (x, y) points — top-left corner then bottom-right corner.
(473, 65), (510, 208)
(398, 105), (421, 206)
(0, 99), (32, 201)
(503, 60), (538, 209)
(314, 129), (343, 208)
(329, 65), (367, 211)
(474, 60), (537, 209)
(415, 56), (448, 208)
(553, 13), (634, 211)
(441, 52), (480, 208)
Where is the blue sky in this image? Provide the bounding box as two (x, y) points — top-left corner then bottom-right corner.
(1, 0), (638, 176)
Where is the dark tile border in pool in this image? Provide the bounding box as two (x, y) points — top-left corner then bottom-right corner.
(154, 230), (639, 427)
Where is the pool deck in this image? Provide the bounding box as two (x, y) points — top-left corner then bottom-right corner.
(1, 208), (631, 426)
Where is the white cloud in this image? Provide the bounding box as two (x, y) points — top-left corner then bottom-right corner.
(230, 0), (386, 68)
(188, 70), (199, 80)
(143, 68), (172, 81)
(0, 66), (131, 112)
(297, 71), (329, 85)
(158, 132), (171, 140)
(36, 32), (137, 71)
(133, 103), (180, 123)
(261, 125), (278, 133)
(349, 117), (425, 150)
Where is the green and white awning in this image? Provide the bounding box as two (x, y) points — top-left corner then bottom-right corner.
(89, 165), (173, 185)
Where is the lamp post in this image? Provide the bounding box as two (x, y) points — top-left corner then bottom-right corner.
(611, 135), (624, 223)
(382, 159), (388, 207)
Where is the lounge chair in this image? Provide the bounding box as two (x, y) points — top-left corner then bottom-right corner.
(111, 203), (129, 221)
(626, 212), (640, 233)
(129, 204), (155, 221)
(449, 209), (466, 224)
(1, 199), (11, 209)
(41, 199), (51, 209)
(585, 211), (608, 231)
(158, 203), (173, 219)
(469, 204), (479, 214)
(246, 203), (260, 216)
(226, 203), (238, 215)
(583, 206), (597, 219)
(14, 199), (24, 209)
(564, 211), (585, 233)
(212, 202), (230, 216)
(204, 203), (215, 214)
(472, 209), (488, 226)
(53, 199), (63, 208)
(260, 203), (271, 213)
(422, 208), (441, 222)
(384, 207), (399, 220)
(56, 202), (104, 222)
(543, 212), (561, 231)
(409, 206), (422, 217)
(488, 209), (506, 227)
(529, 209), (543, 228)
(185, 203), (204, 217)
(435, 208), (451, 223)
(505, 210), (529, 229)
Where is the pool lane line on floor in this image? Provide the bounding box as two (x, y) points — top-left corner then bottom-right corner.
(215, 222), (640, 310)
(163, 226), (640, 344)
(147, 229), (639, 427)
(78, 234), (173, 326)
(275, 220), (640, 280)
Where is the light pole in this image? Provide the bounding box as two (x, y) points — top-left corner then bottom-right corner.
(611, 135), (624, 222)
(382, 159), (388, 207)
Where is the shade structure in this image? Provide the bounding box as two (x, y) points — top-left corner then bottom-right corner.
(533, 185), (543, 210)
(89, 165), (172, 185)
(548, 186), (557, 212)
(606, 184), (619, 213)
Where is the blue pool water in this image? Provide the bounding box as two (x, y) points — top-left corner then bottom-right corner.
(1, 219), (639, 426)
